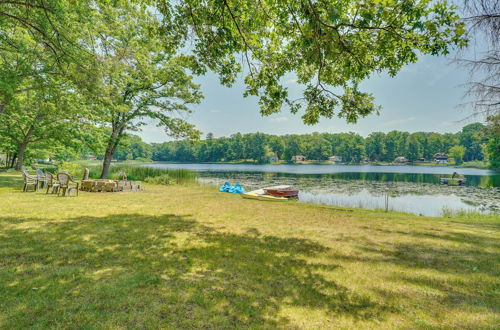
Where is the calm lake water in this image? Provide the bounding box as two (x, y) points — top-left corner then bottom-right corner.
(143, 163), (500, 217)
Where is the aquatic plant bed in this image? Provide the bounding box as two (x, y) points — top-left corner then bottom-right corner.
(0, 172), (498, 328)
(80, 179), (141, 192)
(198, 173), (500, 216)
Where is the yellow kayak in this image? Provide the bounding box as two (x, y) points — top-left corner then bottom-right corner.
(241, 189), (289, 202)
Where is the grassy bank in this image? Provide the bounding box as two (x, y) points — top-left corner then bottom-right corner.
(0, 172), (498, 328)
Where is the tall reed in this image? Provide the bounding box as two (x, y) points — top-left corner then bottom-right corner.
(106, 165), (196, 184)
(49, 163), (197, 184)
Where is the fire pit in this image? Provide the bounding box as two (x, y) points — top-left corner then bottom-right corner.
(80, 179), (141, 192)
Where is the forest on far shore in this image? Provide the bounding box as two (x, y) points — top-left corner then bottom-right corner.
(104, 122), (496, 168)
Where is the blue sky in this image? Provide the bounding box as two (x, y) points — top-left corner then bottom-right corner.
(139, 50), (480, 143)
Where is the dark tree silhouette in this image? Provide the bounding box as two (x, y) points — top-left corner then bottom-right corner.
(459, 0), (500, 119)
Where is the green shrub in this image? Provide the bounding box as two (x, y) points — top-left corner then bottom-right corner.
(59, 162), (85, 178)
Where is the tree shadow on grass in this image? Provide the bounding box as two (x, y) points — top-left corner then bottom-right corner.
(0, 213), (390, 328)
(326, 225), (500, 324)
(0, 173), (23, 189)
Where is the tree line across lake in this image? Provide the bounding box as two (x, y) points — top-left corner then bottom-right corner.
(106, 122), (498, 168)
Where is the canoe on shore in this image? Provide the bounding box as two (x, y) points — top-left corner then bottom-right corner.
(264, 186), (299, 198)
(241, 189), (289, 202)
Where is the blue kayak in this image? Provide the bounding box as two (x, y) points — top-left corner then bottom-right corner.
(219, 182), (246, 194)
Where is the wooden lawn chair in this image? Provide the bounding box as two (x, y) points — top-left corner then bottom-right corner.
(36, 169), (47, 189)
(45, 172), (60, 194)
(57, 172), (79, 197)
(21, 170), (37, 192)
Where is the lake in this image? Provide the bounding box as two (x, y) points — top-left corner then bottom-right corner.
(143, 163), (500, 216)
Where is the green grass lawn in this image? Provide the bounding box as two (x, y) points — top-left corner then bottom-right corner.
(0, 172), (498, 328)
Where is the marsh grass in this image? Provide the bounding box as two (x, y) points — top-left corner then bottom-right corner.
(41, 163), (197, 184)
(441, 207), (498, 221)
(100, 165), (197, 184)
(0, 172), (498, 328)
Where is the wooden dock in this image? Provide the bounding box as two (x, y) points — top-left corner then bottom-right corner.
(440, 177), (466, 186)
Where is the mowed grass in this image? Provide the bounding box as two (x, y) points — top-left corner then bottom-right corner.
(0, 173), (499, 329)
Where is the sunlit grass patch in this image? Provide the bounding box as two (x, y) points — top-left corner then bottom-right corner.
(0, 172), (498, 328)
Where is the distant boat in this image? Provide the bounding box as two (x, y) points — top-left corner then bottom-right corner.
(264, 185), (299, 198)
(440, 176), (466, 186)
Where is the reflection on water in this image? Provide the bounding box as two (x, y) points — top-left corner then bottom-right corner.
(145, 163), (500, 187)
(197, 172), (499, 217)
(299, 191), (482, 217)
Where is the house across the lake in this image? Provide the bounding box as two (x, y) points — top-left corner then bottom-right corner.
(328, 155), (343, 162)
(268, 154), (279, 163)
(291, 155), (306, 162)
(433, 153), (448, 164)
(394, 156), (408, 163)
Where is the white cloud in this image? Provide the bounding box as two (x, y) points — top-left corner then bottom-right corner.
(209, 110), (221, 113)
(440, 120), (459, 127)
(383, 117), (416, 126)
(269, 116), (289, 123)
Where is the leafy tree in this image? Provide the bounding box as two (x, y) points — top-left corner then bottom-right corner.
(174, 140), (197, 162)
(267, 136), (285, 160)
(0, 1), (104, 168)
(365, 132), (386, 161)
(458, 123), (486, 161)
(0, 0), (92, 58)
(449, 145), (466, 165)
(0, 1), (98, 113)
(242, 133), (267, 163)
(337, 133), (365, 163)
(0, 71), (84, 169)
(483, 115), (500, 169)
(406, 134), (423, 162)
(303, 135), (331, 160)
(486, 138), (500, 169)
(114, 134), (152, 161)
(441, 133), (459, 153)
(227, 133), (245, 161)
(84, 3), (202, 178)
(425, 133), (444, 160)
(167, 0), (467, 124)
(284, 135), (305, 161)
(385, 131), (408, 161)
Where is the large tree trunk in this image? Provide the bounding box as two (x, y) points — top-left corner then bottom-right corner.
(14, 123), (36, 170)
(100, 143), (116, 179)
(5, 153), (10, 168)
(9, 153), (17, 168)
(15, 143), (28, 170)
(100, 127), (122, 178)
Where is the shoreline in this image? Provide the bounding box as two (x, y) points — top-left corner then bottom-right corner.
(119, 160), (493, 170)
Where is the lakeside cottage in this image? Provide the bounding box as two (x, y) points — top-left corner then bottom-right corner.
(268, 154), (279, 162)
(328, 155), (343, 162)
(394, 156), (408, 163)
(433, 153), (448, 164)
(291, 155), (306, 162)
